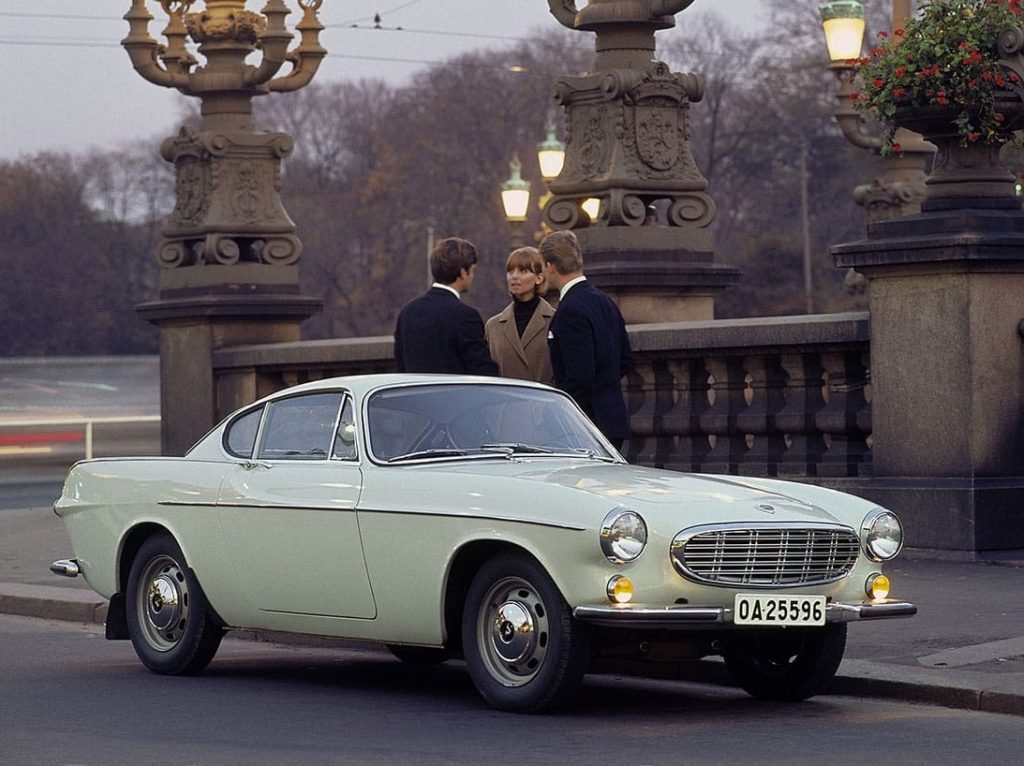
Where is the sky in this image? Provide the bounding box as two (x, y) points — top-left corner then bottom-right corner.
(0, 0), (766, 160)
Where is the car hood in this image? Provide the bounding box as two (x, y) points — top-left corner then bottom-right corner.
(371, 458), (867, 530)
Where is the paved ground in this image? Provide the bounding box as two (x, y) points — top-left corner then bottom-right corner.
(3, 495), (1023, 717)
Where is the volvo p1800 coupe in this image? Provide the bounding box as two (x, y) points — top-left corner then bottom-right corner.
(53, 374), (915, 712)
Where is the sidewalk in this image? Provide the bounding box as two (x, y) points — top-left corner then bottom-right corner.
(3, 500), (1023, 716)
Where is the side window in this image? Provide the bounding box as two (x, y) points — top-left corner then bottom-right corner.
(332, 396), (358, 460)
(224, 405), (265, 458)
(257, 392), (342, 460)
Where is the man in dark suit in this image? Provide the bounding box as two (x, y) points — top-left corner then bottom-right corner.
(394, 237), (499, 375)
(540, 230), (632, 449)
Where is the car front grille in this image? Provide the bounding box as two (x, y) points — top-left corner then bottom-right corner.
(670, 523), (861, 587)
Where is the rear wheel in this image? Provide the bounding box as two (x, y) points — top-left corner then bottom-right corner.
(126, 532), (224, 675)
(722, 623), (847, 701)
(462, 553), (589, 713)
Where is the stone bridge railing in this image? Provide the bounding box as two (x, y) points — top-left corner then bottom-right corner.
(212, 311), (871, 483)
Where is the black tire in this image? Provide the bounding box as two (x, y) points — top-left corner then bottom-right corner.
(722, 623), (847, 702)
(461, 553), (589, 713)
(386, 645), (452, 665)
(125, 532), (224, 675)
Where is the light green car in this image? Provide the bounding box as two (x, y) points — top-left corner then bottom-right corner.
(53, 374), (915, 712)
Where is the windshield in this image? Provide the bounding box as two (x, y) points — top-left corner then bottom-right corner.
(366, 383), (613, 463)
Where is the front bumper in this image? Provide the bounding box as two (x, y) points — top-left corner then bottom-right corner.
(573, 599), (917, 629)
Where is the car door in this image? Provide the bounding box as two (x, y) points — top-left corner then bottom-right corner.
(217, 391), (376, 619)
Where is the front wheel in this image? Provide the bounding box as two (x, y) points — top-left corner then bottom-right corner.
(126, 532), (224, 675)
(462, 553), (589, 713)
(722, 623), (847, 701)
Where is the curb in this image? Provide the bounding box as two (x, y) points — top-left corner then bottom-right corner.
(2, 583), (1022, 718)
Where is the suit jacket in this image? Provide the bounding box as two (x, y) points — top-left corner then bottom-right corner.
(547, 280), (633, 440)
(394, 287), (499, 375)
(484, 298), (555, 384)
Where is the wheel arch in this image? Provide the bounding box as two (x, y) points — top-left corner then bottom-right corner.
(442, 540), (545, 654)
(110, 522), (226, 639)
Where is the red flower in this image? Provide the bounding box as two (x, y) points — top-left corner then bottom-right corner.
(895, 66), (907, 77)
(893, 87), (906, 98)
(995, 74), (1007, 86)
(936, 90), (949, 105)
(890, 142), (903, 153)
(959, 41), (970, 49)
(969, 131), (982, 142)
(872, 78), (885, 88)
(849, 92), (863, 101)
(982, 70), (994, 81)
(878, 30), (888, 38)
(1013, 74), (1021, 82)
(894, 28), (905, 37)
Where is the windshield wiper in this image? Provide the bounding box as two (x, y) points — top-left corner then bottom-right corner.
(481, 443), (556, 455)
(567, 448), (618, 462)
(387, 448), (469, 463)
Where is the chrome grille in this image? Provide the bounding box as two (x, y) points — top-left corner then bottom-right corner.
(671, 523), (860, 587)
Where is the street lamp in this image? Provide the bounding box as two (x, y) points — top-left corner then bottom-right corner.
(537, 120), (566, 182)
(500, 122), (568, 245)
(501, 154), (531, 247)
(500, 155), (531, 223)
(820, 1), (866, 62)
(819, 0), (933, 224)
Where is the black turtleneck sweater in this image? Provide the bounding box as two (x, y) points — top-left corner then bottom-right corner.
(513, 295), (540, 338)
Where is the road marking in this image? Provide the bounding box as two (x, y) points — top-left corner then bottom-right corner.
(918, 636), (1024, 668)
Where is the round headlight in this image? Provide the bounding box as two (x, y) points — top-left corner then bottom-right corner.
(863, 509), (904, 561)
(600, 509), (647, 563)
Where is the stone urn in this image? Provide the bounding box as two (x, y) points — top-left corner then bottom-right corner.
(893, 97), (1024, 210)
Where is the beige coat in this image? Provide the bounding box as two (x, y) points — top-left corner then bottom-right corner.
(484, 298), (555, 384)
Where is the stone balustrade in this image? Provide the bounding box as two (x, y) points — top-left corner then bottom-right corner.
(211, 311), (872, 482)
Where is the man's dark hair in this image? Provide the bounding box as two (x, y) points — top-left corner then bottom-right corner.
(430, 237), (478, 284)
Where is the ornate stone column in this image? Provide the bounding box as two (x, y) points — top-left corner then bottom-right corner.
(544, 0), (739, 323)
(125, 0), (326, 454)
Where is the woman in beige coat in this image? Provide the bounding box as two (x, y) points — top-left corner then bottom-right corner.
(485, 247), (555, 384)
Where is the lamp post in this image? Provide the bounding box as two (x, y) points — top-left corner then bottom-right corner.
(820, 0), (934, 223)
(127, 0), (326, 455)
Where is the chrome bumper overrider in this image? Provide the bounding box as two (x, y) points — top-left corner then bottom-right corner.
(572, 600), (917, 628)
(50, 559), (80, 578)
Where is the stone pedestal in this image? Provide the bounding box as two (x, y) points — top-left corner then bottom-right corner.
(138, 265), (320, 456)
(543, 2), (739, 322)
(833, 199), (1024, 554)
(578, 236), (740, 323)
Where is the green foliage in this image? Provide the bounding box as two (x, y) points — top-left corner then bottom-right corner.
(854, 0), (1024, 150)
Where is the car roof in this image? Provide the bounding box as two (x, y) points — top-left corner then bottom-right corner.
(264, 374), (554, 402)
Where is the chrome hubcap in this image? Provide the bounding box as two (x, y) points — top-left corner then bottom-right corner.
(477, 577), (549, 687)
(137, 554), (189, 652)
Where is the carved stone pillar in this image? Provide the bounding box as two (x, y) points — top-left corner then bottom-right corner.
(125, 0), (326, 454)
(545, 0), (739, 323)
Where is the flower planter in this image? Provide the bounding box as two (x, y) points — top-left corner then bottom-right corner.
(893, 99), (1022, 208)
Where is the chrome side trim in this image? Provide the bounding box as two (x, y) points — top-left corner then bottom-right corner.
(155, 501), (587, 531)
(50, 559), (80, 578)
(573, 599), (917, 629)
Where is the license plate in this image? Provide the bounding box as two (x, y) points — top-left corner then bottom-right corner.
(733, 594), (826, 626)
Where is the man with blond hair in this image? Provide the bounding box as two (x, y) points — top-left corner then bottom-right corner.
(540, 230), (632, 449)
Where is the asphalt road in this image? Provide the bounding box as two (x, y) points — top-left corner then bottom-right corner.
(3, 614), (1023, 766)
